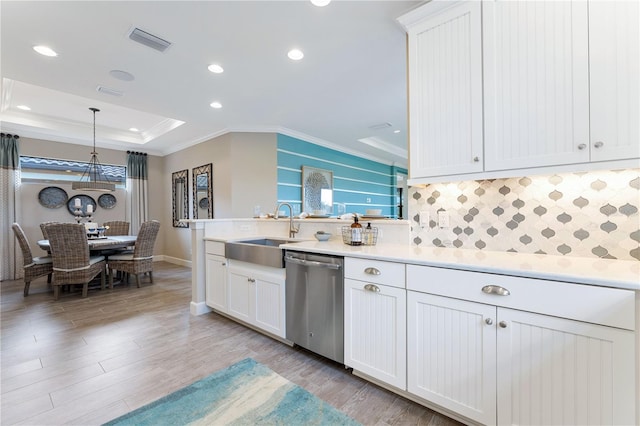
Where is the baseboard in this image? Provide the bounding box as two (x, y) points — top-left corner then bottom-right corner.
(155, 255), (191, 268)
(190, 301), (212, 316)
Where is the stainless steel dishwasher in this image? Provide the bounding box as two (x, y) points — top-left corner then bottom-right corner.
(284, 250), (344, 364)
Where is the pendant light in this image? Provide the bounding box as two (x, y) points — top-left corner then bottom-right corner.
(71, 107), (115, 192)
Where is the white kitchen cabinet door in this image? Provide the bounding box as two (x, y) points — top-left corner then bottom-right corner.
(407, 291), (497, 425)
(344, 279), (406, 390)
(589, 0), (640, 162)
(254, 277), (285, 338)
(227, 270), (253, 324)
(483, 0), (590, 170)
(403, 1), (483, 178)
(205, 255), (227, 312)
(496, 308), (636, 426)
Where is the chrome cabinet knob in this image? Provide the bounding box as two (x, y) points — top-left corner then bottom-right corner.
(485, 318), (493, 325)
(473, 156), (480, 162)
(499, 321), (508, 328)
(593, 141), (604, 148)
(577, 143), (587, 150)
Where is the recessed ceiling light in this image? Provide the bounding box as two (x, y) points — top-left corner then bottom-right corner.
(129, 127), (139, 132)
(393, 130), (401, 134)
(208, 64), (224, 74)
(33, 45), (58, 57)
(210, 101), (222, 109)
(311, 0), (331, 6)
(109, 70), (135, 81)
(17, 105), (31, 111)
(287, 49), (304, 61)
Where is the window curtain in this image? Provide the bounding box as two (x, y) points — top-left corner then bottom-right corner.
(126, 151), (148, 235)
(0, 133), (22, 281)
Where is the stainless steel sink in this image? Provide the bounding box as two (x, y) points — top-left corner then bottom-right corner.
(225, 238), (299, 268)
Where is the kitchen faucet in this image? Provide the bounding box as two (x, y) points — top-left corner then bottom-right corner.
(274, 202), (300, 238)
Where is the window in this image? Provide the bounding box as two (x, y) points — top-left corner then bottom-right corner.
(20, 156), (126, 188)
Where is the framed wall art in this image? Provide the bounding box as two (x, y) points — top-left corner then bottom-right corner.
(301, 166), (333, 216)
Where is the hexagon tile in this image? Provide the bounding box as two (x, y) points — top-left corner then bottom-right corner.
(409, 169), (640, 261)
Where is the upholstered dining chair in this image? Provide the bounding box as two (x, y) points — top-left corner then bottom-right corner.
(39, 221), (60, 240)
(108, 220), (160, 288)
(103, 221), (129, 236)
(12, 223), (53, 296)
(45, 223), (106, 300)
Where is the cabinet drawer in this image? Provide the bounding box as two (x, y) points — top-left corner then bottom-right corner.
(205, 241), (225, 256)
(345, 257), (405, 288)
(407, 265), (635, 330)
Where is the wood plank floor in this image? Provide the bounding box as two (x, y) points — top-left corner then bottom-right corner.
(1, 262), (461, 425)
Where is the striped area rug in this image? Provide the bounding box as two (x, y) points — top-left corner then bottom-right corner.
(103, 358), (360, 425)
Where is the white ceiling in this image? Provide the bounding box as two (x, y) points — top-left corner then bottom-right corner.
(0, 0), (420, 167)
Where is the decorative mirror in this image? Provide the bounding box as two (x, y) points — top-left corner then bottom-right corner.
(301, 166), (333, 216)
(192, 163), (213, 219)
(172, 169), (189, 228)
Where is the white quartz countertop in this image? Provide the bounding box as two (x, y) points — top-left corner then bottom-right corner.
(204, 236), (639, 290)
(279, 240), (640, 291)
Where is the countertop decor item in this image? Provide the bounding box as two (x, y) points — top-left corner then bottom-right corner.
(98, 193), (117, 209)
(314, 232), (332, 241)
(38, 186), (68, 208)
(66, 194), (96, 217)
(71, 107), (115, 192)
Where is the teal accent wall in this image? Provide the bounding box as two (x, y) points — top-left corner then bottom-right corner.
(277, 134), (407, 217)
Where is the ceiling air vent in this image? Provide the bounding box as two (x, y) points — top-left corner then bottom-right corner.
(96, 85), (123, 97)
(128, 27), (171, 52)
(368, 122), (392, 131)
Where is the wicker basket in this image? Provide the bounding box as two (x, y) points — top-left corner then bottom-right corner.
(341, 226), (378, 246)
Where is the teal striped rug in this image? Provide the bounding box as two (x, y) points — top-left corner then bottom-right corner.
(104, 358), (360, 425)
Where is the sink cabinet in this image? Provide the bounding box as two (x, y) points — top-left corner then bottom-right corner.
(205, 241), (227, 313)
(227, 260), (286, 338)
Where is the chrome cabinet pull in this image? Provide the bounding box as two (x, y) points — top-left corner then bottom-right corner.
(593, 141), (604, 148)
(577, 143), (587, 150)
(247, 278), (255, 283)
(482, 285), (510, 296)
(499, 321), (508, 328)
(364, 284), (380, 293)
(485, 318), (493, 325)
(364, 267), (381, 275)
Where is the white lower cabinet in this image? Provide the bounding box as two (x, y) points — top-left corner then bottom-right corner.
(205, 255), (227, 313)
(497, 307), (635, 426)
(407, 265), (637, 425)
(227, 261), (286, 338)
(344, 278), (406, 390)
(205, 241), (227, 313)
(407, 292), (497, 425)
(343, 257), (407, 390)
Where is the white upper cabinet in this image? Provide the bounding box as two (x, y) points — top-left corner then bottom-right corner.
(483, 0), (590, 170)
(400, 0), (639, 182)
(399, 1), (483, 178)
(589, 0), (640, 161)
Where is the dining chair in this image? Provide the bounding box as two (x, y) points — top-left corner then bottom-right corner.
(12, 223), (53, 296)
(103, 221), (129, 236)
(45, 223), (106, 300)
(39, 221), (60, 240)
(108, 220), (160, 288)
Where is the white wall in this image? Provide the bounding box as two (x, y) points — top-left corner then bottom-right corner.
(163, 132), (278, 263)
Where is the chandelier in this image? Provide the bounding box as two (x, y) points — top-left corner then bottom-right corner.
(71, 107), (115, 192)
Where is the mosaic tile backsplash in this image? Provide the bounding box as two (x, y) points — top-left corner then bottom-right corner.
(408, 169), (640, 261)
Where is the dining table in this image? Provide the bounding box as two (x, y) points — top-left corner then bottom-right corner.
(38, 235), (137, 254)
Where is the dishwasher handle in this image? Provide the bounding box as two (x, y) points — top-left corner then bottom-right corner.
(284, 254), (342, 270)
